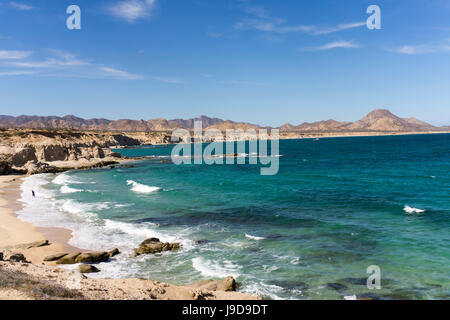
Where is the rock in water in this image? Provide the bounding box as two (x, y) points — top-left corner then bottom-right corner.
(108, 248), (120, 258)
(79, 264), (100, 273)
(56, 252), (81, 264)
(44, 253), (68, 262)
(75, 252), (109, 263)
(133, 238), (181, 256)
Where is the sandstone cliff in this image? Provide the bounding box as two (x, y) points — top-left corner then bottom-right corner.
(0, 129), (172, 175)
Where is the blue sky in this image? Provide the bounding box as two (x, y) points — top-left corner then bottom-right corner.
(0, 0), (450, 126)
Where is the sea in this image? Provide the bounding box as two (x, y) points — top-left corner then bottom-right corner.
(16, 133), (450, 299)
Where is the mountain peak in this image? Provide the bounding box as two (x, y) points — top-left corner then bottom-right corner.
(364, 109), (397, 119)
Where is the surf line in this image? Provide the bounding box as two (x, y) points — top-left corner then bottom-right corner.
(170, 121), (280, 175)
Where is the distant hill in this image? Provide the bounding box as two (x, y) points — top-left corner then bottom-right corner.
(0, 110), (446, 132)
(0, 115), (261, 132)
(279, 109), (443, 132)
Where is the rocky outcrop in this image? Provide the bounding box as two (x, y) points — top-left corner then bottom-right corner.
(26, 240), (49, 249)
(188, 276), (236, 292)
(0, 160), (11, 175)
(10, 146), (37, 166)
(108, 248), (120, 258)
(54, 251), (110, 264)
(75, 252), (110, 263)
(134, 238), (181, 256)
(79, 264), (100, 273)
(44, 253), (68, 262)
(55, 252), (81, 264)
(1, 251), (30, 263)
(22, 161), (61, 174)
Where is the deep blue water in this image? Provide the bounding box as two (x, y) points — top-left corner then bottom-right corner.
(19, 134), (450, 299)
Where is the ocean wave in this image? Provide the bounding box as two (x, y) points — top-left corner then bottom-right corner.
(52, 173), (82, 185)
(60, 185), (83, 194)
(245, 233), (264, 241)
(403, 205), (426, 214)
(126, 180), (160, 194)
(60, 199), (111, 221)
(192, 257), (241, 278)
(240, 282), (285, 300)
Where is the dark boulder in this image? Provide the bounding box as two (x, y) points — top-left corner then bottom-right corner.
(134, 238), (180, 256)
(8, 253), (29, 263)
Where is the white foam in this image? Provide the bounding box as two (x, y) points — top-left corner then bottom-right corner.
(192, 257), (241, 279)
(403, 205), (426, 214)
(52, 172), (82, 185)
(245, 233), (264, 241)
(126, 180), (160, 194)
(240, 282), (285, 300)
(60, 185), (83, 194)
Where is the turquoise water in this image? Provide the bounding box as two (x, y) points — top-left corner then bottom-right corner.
(19, 134), (450, 299)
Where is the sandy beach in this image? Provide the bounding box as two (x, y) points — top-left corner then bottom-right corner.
(0, 175), (260, 300)
(0, 175), (79, 263)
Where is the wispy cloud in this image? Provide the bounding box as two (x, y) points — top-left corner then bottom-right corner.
(8, 51), (87, 68)
(99, 67), (144, 80)
(9, 1), (33, 11)
(391, 41), (450, 55)
(108, 0), (157, 23)
(235, 6), (364, 35)
(313, 22), (366, 35)
(154, 76), (183, 84)
(0, 70), (36, 76)
(303, 41), (360, 51)
(0, 50), (32, 60)
(0, 49), (144, 80)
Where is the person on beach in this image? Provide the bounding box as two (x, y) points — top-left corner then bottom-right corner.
(32, 190), (35, 197)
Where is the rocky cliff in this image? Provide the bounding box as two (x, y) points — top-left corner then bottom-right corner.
(0, 129), (172, 175)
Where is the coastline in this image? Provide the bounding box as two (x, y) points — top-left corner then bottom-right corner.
(0, 174), (260, 300)
(0, 175), (79, 263)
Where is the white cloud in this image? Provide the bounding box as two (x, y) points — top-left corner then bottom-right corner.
(304, 41), (360, 51)
(9, 2), (33, 11)
(108, 0), (157, 22)
(0, 70), (36, 76)
(391, 45), (428, 55)
(0, 49), (144, 80)
(0, 50), (32, 59)
(313, 22), (366, 35)
(8, 51), (87, 68)
(235, 6), (364, 35)
(99, 67), (143, 80)
(391, 42), (450, 55)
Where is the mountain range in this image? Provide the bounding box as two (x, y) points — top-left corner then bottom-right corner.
(0, 110), (447, 132)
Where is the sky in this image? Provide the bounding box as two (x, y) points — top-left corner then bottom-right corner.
(0, 0), (450, 126)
